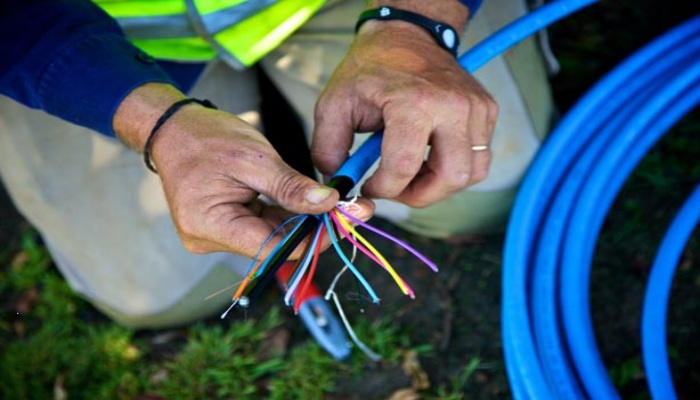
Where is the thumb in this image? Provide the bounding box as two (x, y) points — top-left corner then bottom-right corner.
(255, 162), (340, 215)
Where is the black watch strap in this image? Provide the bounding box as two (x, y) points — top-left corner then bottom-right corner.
(355, 6), (460, 57)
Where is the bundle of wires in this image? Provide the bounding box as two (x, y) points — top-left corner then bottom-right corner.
(227, 200), (438, 315)
(502, 13), (700, 400)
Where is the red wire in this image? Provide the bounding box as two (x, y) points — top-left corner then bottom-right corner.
(294, 224), (326, 313)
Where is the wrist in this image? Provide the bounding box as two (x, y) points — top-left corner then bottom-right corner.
(356, 7), (461, 57)
(113, 82), (187, 151)
(364, 0), (468, 32)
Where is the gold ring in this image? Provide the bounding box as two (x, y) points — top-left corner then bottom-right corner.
(471, 145), (490, 151)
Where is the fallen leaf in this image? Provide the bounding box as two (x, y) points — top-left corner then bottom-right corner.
(401, 349), (430, 390)
(54, 374), (67, 400)
(387, 388), (421, 400)
(149, 369), (168, 386)
(13, 287), (39, 314)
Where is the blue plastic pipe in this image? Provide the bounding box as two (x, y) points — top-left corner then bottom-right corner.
(642, 184), (700, 399)
(503, 13), (700, 400)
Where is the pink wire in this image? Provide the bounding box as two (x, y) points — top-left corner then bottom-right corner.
(335, 206), (438, 272)
(330, 211), (415, 298)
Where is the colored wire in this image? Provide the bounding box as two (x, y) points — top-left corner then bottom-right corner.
(336, 206), (438, 272)
(247, 214), (306, 277)
(322, 212), (380, 303)
(284, 224), (324, 306)
(325, 264), (382, 362)
(228, 215), (308, 305)
(295, 225), (326, 313)
(254, 215), (309, 278)
(230, 214), (306, 305)
(330, 209), (415, 298)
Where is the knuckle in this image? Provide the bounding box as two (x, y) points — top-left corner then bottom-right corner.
(469, 167), (490, 185)
(310, 147), (339, 170)
(446, 170), (472, 191)
(404, 197), (432, 209)
(181, 239), (207, 254)
(385, 150), (422, 179)
(487, 98), (500, 118)
(315, 95), (331, 116)
(172, 207), (199, 239)
(271, 171), (309, 206)
(469, 96), (491, 117)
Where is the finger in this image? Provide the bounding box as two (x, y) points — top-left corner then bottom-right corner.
(234, 154), (340, 216)
(311, 91), (356, 176)
(466, 95), (498, 185)
(394, 125), (471, 207)
(361, 110), (432, 199)
(177, 200), (292, 258)
(256, 197), (375, 259)
(189, 197), (375, 260)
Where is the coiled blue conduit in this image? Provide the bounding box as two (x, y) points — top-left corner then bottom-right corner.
(502, 13), (700, 400)
(642, 183), (700, 399)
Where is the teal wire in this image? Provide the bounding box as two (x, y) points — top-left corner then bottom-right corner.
(322, 213), (380, 303)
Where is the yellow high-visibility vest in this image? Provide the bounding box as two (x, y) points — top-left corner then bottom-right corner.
(95, 0), (326, 69)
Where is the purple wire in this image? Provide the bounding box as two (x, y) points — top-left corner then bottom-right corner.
(330, 212), (382, 265)
(335, 206), (438, 272)
(330, 211), (415, 298)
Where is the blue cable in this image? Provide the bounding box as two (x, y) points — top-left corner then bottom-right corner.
(561, 48), (700, 400)
(536, 35), (700, 399)
(337, 0), (599, 188)
(458, 0), (597, 73)
(642, 184), (700, 400)
(503, 14), (700, 400)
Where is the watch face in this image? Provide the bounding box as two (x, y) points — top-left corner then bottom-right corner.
(441, 27), (458, 50)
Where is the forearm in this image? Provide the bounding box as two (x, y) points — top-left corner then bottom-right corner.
(0, 0), (176, 138)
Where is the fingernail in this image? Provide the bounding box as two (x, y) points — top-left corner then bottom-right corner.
(306, 187), (333, 205)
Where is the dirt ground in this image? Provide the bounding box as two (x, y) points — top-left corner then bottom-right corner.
(2, 1), (700, 398)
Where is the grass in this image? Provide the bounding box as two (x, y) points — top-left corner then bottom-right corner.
(2, 2), (700, 399)
(0, 231), (459, 399)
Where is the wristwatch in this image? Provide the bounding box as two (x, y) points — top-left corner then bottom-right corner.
(355, 6), (460, 57)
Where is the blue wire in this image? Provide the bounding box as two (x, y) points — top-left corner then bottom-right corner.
(254, 215), (308, 278)
(322, 213), (380, 303)
(642, 184), (700, 400)
(243, 214), (305, 278)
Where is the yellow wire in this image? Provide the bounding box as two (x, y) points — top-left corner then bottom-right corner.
(332, 209), (412, 296)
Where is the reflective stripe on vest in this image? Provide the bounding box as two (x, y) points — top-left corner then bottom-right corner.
(95, 0), (326, 69)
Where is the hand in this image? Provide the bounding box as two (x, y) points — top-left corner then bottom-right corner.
(312, 9), (498, 208)
(114, 83), (374, 258)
